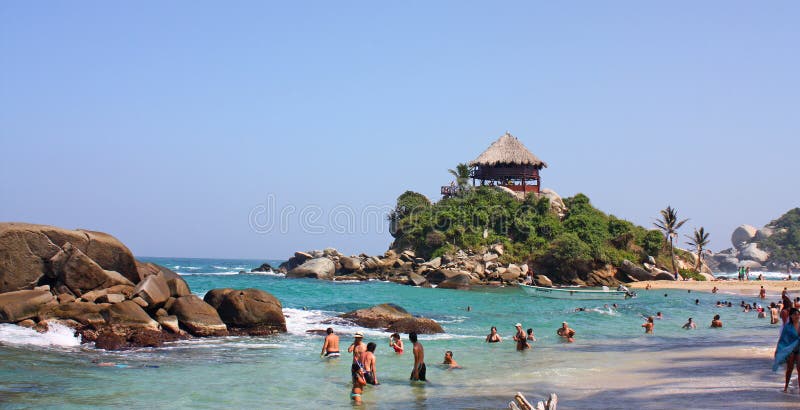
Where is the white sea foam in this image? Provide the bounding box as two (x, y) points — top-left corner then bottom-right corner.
(177, 270), (242, 276)
(0, 322), (81, 348)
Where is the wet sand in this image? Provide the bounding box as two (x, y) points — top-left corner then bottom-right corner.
(628, 280), (800, 296)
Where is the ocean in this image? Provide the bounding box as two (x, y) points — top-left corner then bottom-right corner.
(0, 257), (796, 409)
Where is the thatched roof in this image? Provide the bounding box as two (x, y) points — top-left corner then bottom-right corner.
(469, 132), (547, 168)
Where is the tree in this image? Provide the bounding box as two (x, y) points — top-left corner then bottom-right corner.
(653, 206), (689, 278)
(448, 163), (471, 188)
(685, 227), (711, 272)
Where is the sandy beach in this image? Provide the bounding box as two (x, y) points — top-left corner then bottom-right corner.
(628, 280), (800, 296)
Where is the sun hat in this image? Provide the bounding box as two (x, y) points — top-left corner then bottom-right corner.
(514, 323), (522, 327)
(354, 331), (364, 338)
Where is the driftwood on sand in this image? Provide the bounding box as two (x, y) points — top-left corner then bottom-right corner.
(508, 392), (557, 410)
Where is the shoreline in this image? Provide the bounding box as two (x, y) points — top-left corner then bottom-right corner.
(627, 280), (800, 295)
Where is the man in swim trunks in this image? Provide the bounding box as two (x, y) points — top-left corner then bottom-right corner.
(362, 342), (379, 385)
(321, 327), (340, 358)
(409, 332), (426, 382)
(557, 322), (575, 343)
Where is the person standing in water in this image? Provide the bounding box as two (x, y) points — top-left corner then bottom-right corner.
(362, 342), (379, 385)
(513, 323), (529, 350)
(320, 327), (340, 358)
(760, 286), (767, 300)
(642, 316), (655, 334)
(485, 326), (502, 343)
(409, 332), (426, 382)
(557, 322), (575, 343)
(682, 318), (696, 329)
(711, 315), (723, 328)
(389, 333), (404, 354)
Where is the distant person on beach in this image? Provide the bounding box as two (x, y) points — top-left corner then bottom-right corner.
(682, 318), (696, 329)
(526, 328), (536, 342)
(760, 286), (766, 300)
(362, 342), (379, 385)
(321, 327), (340, 358)
(485, 326), (502, 343)
(712, 286), (718, 294)
(513, 323), (530, 350)
(642, 316), (655, 334)
(773, 308), (800, 393)
(409, 332), (426, 382)
(389, 333), (404, 354)
(711, 315), (723, 328)
(557, 322), (575, 343)
(442, 351), (461, 369)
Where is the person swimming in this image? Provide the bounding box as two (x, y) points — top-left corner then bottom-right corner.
(442, 350), (461, 369)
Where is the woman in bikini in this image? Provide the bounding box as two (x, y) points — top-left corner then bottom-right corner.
(485, 326), (502, 343)
(389, 333), (404, 354)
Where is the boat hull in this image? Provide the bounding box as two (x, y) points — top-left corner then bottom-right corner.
(519, 284), (630, 300)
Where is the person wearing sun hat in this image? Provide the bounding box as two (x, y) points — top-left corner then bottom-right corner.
(513, 323), (529, 350)
(557, 322), (575, 343)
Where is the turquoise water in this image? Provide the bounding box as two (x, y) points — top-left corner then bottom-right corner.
(0, 257), (790, 409)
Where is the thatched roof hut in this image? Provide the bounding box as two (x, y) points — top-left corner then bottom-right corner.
(469, 132), (547, 168)
(469, 132), (547, 194)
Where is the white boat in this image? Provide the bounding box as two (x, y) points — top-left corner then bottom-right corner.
(519, 284), (634, 300)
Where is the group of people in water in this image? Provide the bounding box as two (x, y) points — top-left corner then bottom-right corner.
(321, 327), (437, 404)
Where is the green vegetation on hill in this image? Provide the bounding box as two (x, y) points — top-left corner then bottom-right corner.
(389, 187), (667, 278)
(760, 208), (800, 264)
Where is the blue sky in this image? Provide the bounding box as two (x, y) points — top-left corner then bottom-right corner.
(1, 2), (798, 259)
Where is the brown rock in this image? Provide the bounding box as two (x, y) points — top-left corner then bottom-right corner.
(96, 294), (125, 304)
(426, 269), (461, 285)
(535, 275), (553, 287)
(387, 317), (444, 334)
(39, 301), (106, 327)
(131, 296), (149, 308)
(101, 300), (160, 331)
(155, 308), (168, 317)
(132, 274), (170, 307)
(211, 288), (286, 332)
(50, 243), (134, 295)
(286, 258), (335, 280)
(339, 256), (362, 271)
(105, 284), (135, 298)
(17, 319), (36, 328)
(169, 295), (228, 337)
(0, 223), (138, 293)
(80, 289), (108, 303)
(163, 297), (176, 311)
(585, 265), (620, 287)
(0, 290), (55, 322)
(57, 293), (76, 304)
(157, 315), (181, 333)
(408, 272), (429, 287)
(203, 288), (235, 309)
(437, 274), (472, 290)
(341, 303), (444, 334)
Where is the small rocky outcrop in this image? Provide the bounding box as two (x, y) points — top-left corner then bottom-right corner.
(341, 303), (444, 334)
(0, 290), (55, 322)
(250, 263), (274, 273)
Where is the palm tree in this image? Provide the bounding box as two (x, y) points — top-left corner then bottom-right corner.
(448, 163), (471, 188)
(653, 206), (689, 278)
(686, 227), (711, 272)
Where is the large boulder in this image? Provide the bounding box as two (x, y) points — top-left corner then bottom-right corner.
(169, 295), (228, 336)
(534, 275), (553, 287)
(208, 288), (286, 333)
(39, 301), (107, 327)
(0, 290), (55, 322)
(135, 262), (188, 299)
(407, 272), (429, 287)
(739, 243), (770, 263)
(756, 227), (775, 241)
(502, 264), (522, 282)
(250, 263), (274, 273)
(0, 223), (139, 293)
(132, 273), (171, 307)
(619, 260), (658, 281)
(50, 243), (134, 295)
(341, 303), (444, 334)
(426, 269), (461, 285)
(339, 256), (362, 272)
(717, 256), (740, 273)
(538, 188), (568, 218)
(731, 225), (758, 249)
(437, 273), (471, 290)
(286, 258), (335, 280)
(101, 300), (160, 331)
(585, 265), (620, 287)
(739, 260), (763, 270)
